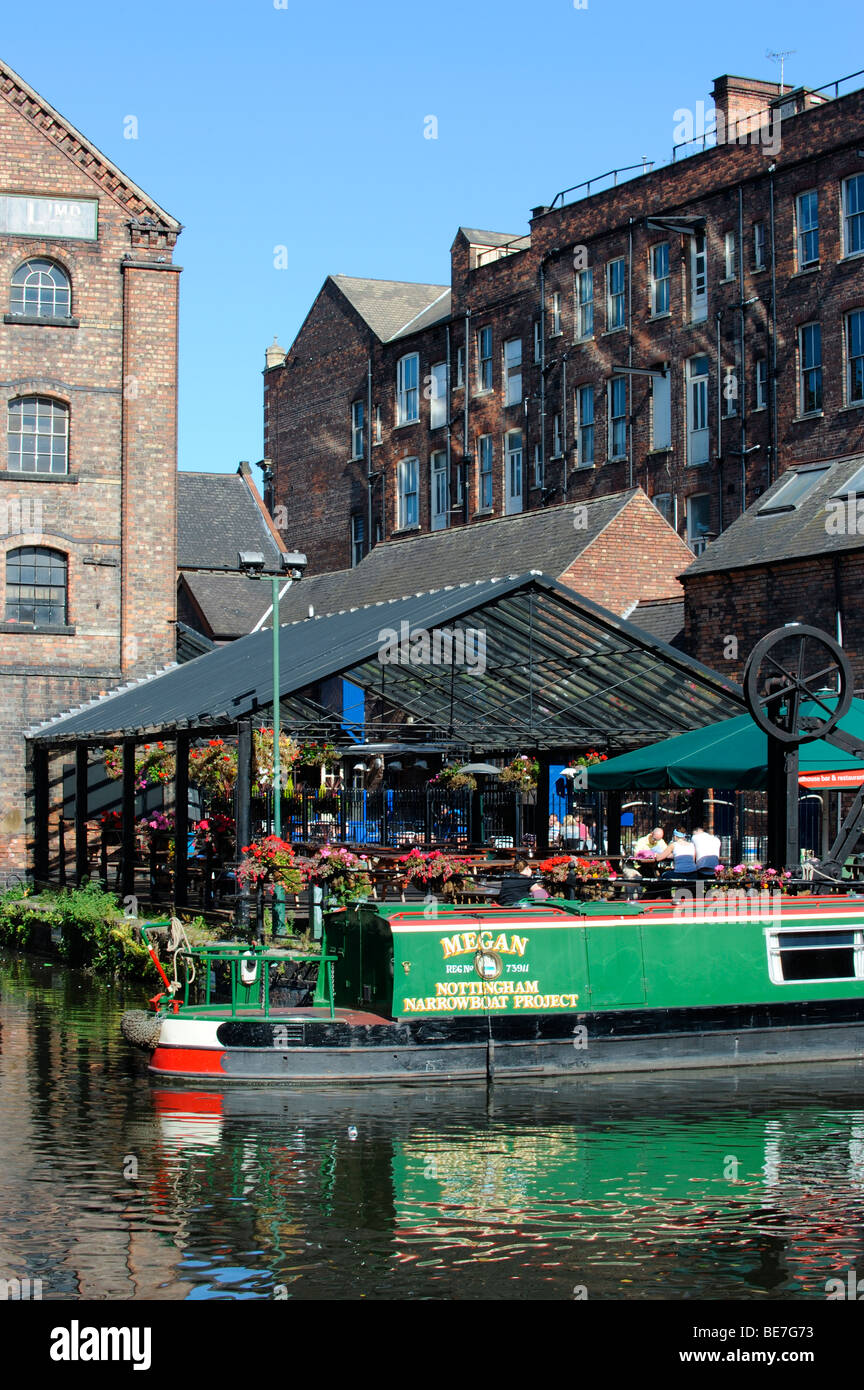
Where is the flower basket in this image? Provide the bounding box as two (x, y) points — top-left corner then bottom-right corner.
(428, 767), (477, 793)
(193, 814), (235, 859)
(304, 846), (373, 905)
(397, 848), (475, 898)
(568, 750), (608, 769)
(537, 855), (573, 888)
(297, 740), (338, 768)
(499, 755), (539, 793)
(189, 739), (238, 798)
(104, 741), (176, 791)
(712, 864), (793, 893)
(252, 729), (299, 791)
(236, 836), (304, 893)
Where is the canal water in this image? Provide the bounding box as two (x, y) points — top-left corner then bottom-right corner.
(2, 952), (864, 1302)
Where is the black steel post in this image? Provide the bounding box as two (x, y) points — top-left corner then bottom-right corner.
(32, 742), (50, 883)
(536, 760), (550, 856)
(424, 789), (432, 847)
(75, 743), (89, 885)
(120, 738), (136, 903)
(607, 790), (622, 858)
(766, 735), (800, 871)
(174, 733), (189, 908)
(235, 720), (253, 931)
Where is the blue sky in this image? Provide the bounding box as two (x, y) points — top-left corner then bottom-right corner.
(4, 1), (862, 475)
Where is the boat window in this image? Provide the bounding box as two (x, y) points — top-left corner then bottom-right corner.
(767, 927), (863, 983)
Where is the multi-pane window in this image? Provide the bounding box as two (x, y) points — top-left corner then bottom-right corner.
(396, 354), (419, 425)
(650, 243), (670, 316)
(652, 493), (673, 525)
(723, 231), (736, 280)
(476, 326), (493, 391)
(846, 310), (864, 405)
(759, 464), (829, 514)
(796, 191), (819, 268)
(755, 357), (768, 410)
(477, 434), (493, 510)
(504, 338), (522, 406)
(396, 456), (419, 528)
(686, 494), (711, 554)
(10, 259), (71, 318)
(798, 323), (823, 415)
(552, 414), (562, 457)
(5, 546), (67, 625)
(576, 385), (594, 467)
(607, 259), (626, 331)
(7, 396), (69, 474)
(753, 221), (766, 270)
(690, 230), (707, 321)
(431, 450), (449, 530)
(350, 514), (365, 567)
(550, 292), (561, 336)
(429, 362), (448, 428)
(505, 430), (523, 515)
(608, 377), (627, 460)
(651, 370), (671, 450)
(843, 175), (864, 257)
(576, 269), (594, 339)
(686, 356), (710, 465)
(350, 400), (364, 458)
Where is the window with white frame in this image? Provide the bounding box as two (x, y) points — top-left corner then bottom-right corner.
(429, 361), (448, 428)
(755, 357), (768, 411)
(766, 924), (864, 983)
(753, 221), (766, 270)
(505, 429), (523, 514)
(652, 493), (673, 525)
(456, 346), (465, 387)
(650, 243), (670, 316)
(844, 175), (864, 258)
(607, 259), (626, 331)
(686, 356), (710, 465)
(651, 370), (671, 450)
(396, 456), (419, 528)
(576, 269), (594, 339)
(351, 514), (365, 567)
(533, 321), (541, 363)
(798, 323), (823, 415)
(551, 413), (562, 457)
(608, 377), (627, 460)
(686, 493), (711, 554)
(550, 291), (561, 336)
(477, 434), (493, 510)
(689, 230), (707, 321)
(10, 258), (71, 318)
(7, 395), (69, 473)
(723, 231), (736, 280)
(396, 354), (419, 424)
(847, 309), (864, 405)
(533, 442), (543, 488)
(796, 190), (819, 268)
(5, 546), (67, 625)
(504, 338), (522, 406)
(430, 450), (449, 530)
(476, 326), (493, 391)
(373, 405), (382, 444)
(576, 385), (594, 467)
(350, 400), (364, 458)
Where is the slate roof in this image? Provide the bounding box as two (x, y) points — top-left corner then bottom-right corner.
(330, 275), (449, 343)
(631, 598), (686, 647)
(262, 490), (644, 626)
(179, 571), (276, 640)
(177, 471), (284, 573)
(683, 453), (864, 577)
(458, 227), (529, 249)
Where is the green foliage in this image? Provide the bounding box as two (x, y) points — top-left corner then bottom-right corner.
(0, 880), (150, 979)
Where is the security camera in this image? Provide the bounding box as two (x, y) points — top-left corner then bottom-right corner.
(238, 551), (265, 573)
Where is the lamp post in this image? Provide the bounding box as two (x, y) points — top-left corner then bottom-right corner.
(239, 547), (307, 934)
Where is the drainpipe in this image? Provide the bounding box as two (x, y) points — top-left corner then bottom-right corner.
(446, 322), (452, 519)
(539, 263), (547, 492)
(366, 354), (373, 554)
(715, 308), (724, 533)
(738, 186), (747, 513)
(463, 308), (471, 519)
(562, 353), (568, 495)
(768, 167), (778, 485)
(627, 221), (634, 488)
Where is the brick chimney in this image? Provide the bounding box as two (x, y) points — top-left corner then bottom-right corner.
(711, 75), (783, 134)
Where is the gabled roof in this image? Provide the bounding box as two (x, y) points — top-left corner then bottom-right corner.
(178, 570), (278, 641)
(457, 227), (529, 249)
(330, 275), (449, 342)
(0, 58), (180, 231)
(260, 490), (646, 627)
(683, 453), (864, 578)
(631, 597), (686, 647)
(29, 574), (743, 747)
(177, 469), (284, 572)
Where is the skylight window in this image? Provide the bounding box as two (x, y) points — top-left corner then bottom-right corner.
(758, 465), (829, 515)
(831, 464), (864, 499)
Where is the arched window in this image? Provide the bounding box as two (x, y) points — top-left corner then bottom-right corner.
(7, 396), (69, 474)
(10, 258), (71, 318)
(5, 546), (68, 626)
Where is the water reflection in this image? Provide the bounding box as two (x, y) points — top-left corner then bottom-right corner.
(3, 953), (864, 1300)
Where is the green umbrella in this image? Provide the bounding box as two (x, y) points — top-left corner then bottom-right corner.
(586, 699), (864, 791)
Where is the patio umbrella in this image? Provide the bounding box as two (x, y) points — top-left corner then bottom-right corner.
(585, 699), (864, 791)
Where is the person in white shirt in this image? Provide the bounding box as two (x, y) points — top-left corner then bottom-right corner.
(692, 826), (721, 874)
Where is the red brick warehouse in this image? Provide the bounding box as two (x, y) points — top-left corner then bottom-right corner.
(263, 70), (864, 575)
(0, 58), (182, 878)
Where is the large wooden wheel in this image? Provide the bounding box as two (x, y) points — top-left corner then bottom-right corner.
(743, 625), (852, 745)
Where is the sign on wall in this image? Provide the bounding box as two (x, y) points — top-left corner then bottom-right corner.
(0, 194), (98, 241)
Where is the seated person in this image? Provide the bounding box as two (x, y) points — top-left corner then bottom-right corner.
(497, 857), (537, 905)
(632, 827), (667, 859)
(691, 826), (721, 875)
(656, 829), (697, 877)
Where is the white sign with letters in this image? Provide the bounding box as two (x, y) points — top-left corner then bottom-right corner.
(0, 194), (98, 240)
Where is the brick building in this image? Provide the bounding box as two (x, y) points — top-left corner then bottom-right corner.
(264, 69), (864, 577)
(0, 58), (181, 877)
